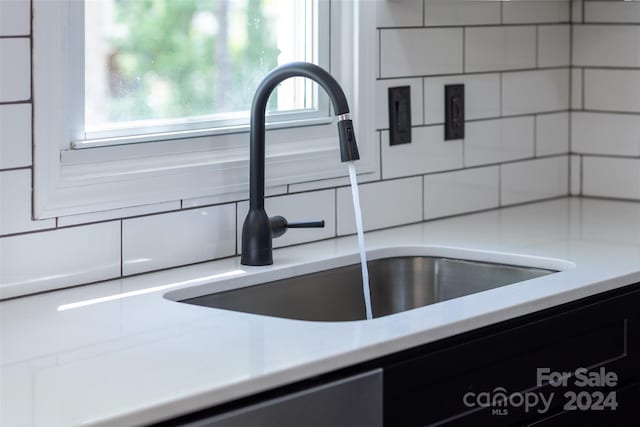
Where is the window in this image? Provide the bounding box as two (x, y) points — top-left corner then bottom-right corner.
(82, 0), (329, 146)
(33, 0), (376, 218)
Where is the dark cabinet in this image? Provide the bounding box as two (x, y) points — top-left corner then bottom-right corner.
(384, 284), (640, 426)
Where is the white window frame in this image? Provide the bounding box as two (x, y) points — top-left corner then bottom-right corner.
(33, 0), (376, 219)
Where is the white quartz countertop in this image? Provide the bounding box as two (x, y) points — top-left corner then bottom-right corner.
(4, 197), (640, 426)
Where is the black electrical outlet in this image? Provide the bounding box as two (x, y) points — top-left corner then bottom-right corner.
(445, 84), (465, 140)
(388, 86), (412, 146)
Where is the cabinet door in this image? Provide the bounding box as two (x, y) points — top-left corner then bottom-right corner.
(178, 369), (382, 427)
(384, 286), (640, 426)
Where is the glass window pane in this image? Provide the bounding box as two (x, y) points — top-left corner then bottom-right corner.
(84, 0), (319, 135)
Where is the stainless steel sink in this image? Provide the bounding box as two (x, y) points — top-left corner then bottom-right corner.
(179, 256), (556, 321)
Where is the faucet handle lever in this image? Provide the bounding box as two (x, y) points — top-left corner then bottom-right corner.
(287, 220), (325, 229)
(270, 216), (325, 239)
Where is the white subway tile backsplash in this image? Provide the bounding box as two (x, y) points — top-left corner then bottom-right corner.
(0, 38), (30, 102)
(584, 69), (640, 113)
(57, 201), (182, 227)
(424, 166), (499, 220)
(336, 177), (422, 235)
(0, 0), (30, 36)
(570, 155), (581, 196)
(573, 25), (640, 68)
(502, 0), (570, 24)
(236, 190), (336, 250)
(0, 0), (590, 299)
(376, 0), (423, 27)
(122, 205), (236, 275)
(0, 222), (121, 299)
(571, 68), (583, 110)
(375, 78), (423, 130)
(465, 26), (536, 73)
(538, 25), (571, 67)
(502, 69), (570, 115)
(584, 1), (640, 23)
(424, 73), (500, 125)
(501, 157), (569, 205)
(380, 28), (463, 78)
(536, 112), (569, 156)
(0, 103), (31, 169)
(424, 0), (501, 26)
(583, 157), (640, 200)
(0, 169), (55, 235)
(465, 117), (535, 167)
(572, 112), (640, 156)
(381, 126), (463, 179)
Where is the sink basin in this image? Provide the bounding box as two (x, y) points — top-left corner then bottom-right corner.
(178, 256), (557, 321)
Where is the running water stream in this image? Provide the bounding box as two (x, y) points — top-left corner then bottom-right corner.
(347, 162), (373, 320)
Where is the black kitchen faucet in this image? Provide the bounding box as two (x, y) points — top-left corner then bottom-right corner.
(241, 62), (360, 266)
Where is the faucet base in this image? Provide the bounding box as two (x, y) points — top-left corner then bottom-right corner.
(241, 208), (273, 266)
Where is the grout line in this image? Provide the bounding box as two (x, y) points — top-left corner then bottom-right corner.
(567, 155), (572, 196)
(378, 130), (384, 179)
(421, 78), (426, 126)
(581, 68), (586, 110)
(568, 12), (574, 171)
(0, 166), (31, 173)
(535, 25), (540, 68)
(378, 20), (586, 31)
(334, 188), (338, 237)
(533, 115), (538, 157)
(580, 155), (584, 196)
(462, 131), (466, 168)
(376, 65), (572, 81)
(235, 203), (239, 255)
(568, 10), (574, 161)
(29, 4), (36, 223)
(0, 100), (32, 106)
(421, 174), (425, 220)
(120, 221), (124, 277)
(0, 34), (30, 39)
(499, 72), (504, 116)
(580, 153), (640, 160)
(568, 109), (573, 154)
(498, 165), (502, 207)
(462, 27), (466, 73)
(377, 29), (382, 79)
(422, 0), (426, 27)
(574, 65), (640, 72)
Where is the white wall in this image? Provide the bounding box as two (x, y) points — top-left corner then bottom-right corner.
(0, 0), (572, 298)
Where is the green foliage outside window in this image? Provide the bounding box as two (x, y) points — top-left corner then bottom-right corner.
(107, 0), (279, 123)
